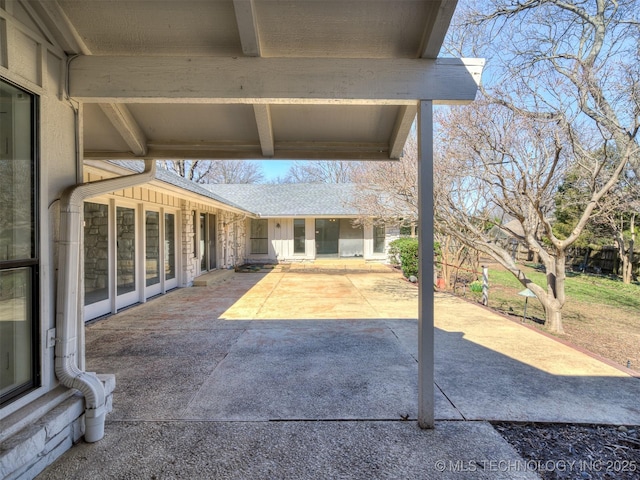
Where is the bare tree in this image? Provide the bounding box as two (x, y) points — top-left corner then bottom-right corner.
(435, 100), (575, 332)
(283, 160), (360, 183)
(161, 160), (211, 182)
(349, 132), (480, 285)
(203, 160), (264, 184)
(161, 160), (264, 184)
(613, 211), (637, 284)
(349, 133), (418, 226)
(434, 0), (640, 333)
(596, 189), (639, 283)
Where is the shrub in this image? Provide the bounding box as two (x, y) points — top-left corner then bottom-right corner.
(388, 237), (419, 278)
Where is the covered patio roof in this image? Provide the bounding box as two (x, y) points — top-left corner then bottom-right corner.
(30, 0), (482, 162)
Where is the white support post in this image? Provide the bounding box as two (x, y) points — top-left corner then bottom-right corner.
(418, 99), (435, 429)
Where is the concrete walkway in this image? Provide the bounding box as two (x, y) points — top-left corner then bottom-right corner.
(38, 267), (640, 479)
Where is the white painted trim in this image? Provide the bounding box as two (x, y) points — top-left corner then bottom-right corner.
(162, 208), (180, 291)
(0, 4), (67, 57)
(137, 202), (147, 303)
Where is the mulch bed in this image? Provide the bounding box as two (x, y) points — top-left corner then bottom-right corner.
(493, 422), (640, 479)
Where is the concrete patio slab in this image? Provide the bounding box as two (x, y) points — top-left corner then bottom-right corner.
(38, 421), (537, 480)
(432, 294), (640, 424)
(185, 320), (460, 422)
(38, 267), (640, 479)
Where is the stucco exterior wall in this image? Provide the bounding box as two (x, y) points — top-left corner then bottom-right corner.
(1, 0), (76, 421)
(0, 3), (115, 478)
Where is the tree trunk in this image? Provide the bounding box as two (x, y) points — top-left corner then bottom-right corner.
(622, 256), (632, 284)
(540, 253), (566, 333)
(616, 214), (635, 285)
(544, 303), (564, 334)
(627, 215), (635, 284)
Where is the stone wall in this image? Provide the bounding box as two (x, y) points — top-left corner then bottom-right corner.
(83, 203), (109, 299)
(0, 376), (115, 480)
(116, 208), (136, 293)
(219, 212), (247, 268)
(180, 201), (197, 286)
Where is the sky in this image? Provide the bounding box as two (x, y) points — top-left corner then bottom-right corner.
(255, 160), (294, 182)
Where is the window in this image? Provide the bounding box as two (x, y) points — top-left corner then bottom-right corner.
(84, 202), (109, 305)
(145, 211), (160, 287)
(199, 213), (207, 270)
(116, 207), (136, 295)
(0, 79), (39, 405)
(199, 213), (217, 271)
(250, 219), (268, 254)
(374, 225), (386, 253)
(294, 219), (305, 254)
(192, 211), (197, 258)
(164, 213), (176, 280)
(400, 224), (416, 237)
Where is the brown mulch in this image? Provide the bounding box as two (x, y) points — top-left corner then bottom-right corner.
(493, 423), (640, 479)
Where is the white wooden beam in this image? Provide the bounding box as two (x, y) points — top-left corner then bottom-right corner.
(417, 100), (435, 429)
(98, 103), (148, 156)
(84, 140), (391, 161)
(69, 56), (484, 104)
(233, 0), (262, 57)
(253, 104), (274, 156)
(29, 0), (91, 54)
(420, 0), (459, 59)
(389, 104), (417, 159)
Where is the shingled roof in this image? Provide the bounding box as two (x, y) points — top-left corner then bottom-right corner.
(102, 161), (360, 217)
(204, 183), (359, 217)
(106, 160), (250, 213)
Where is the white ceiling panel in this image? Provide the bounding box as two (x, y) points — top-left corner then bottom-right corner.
(271, 105), (398, 143)
(83, 103), (132, 152)
(58, 0), (243, 56)
(255, 0), (436, 58)
(126, 104), (259, 144)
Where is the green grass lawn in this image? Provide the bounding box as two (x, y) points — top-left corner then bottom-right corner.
(461, 264), (640, 370)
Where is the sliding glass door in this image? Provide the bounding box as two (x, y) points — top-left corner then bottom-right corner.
(84, 202), (111, 319)
(145, 210), (162, 297)
(0, 79), (39, 405)
(198, 213), (217, 273)
(116, 206), (138, 308)
(164, 212), (177, 290)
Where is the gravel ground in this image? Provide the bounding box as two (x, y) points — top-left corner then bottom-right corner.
(493, 423), (640, 479)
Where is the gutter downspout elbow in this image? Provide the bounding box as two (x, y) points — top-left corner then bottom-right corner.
(55, 160), (156, 443)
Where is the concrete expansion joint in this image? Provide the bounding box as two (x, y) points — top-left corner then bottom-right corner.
(266, 418), (419, 423)
(435, 382), (465, 421)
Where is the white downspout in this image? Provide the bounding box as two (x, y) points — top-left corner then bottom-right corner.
(55, 159), (156, 442)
